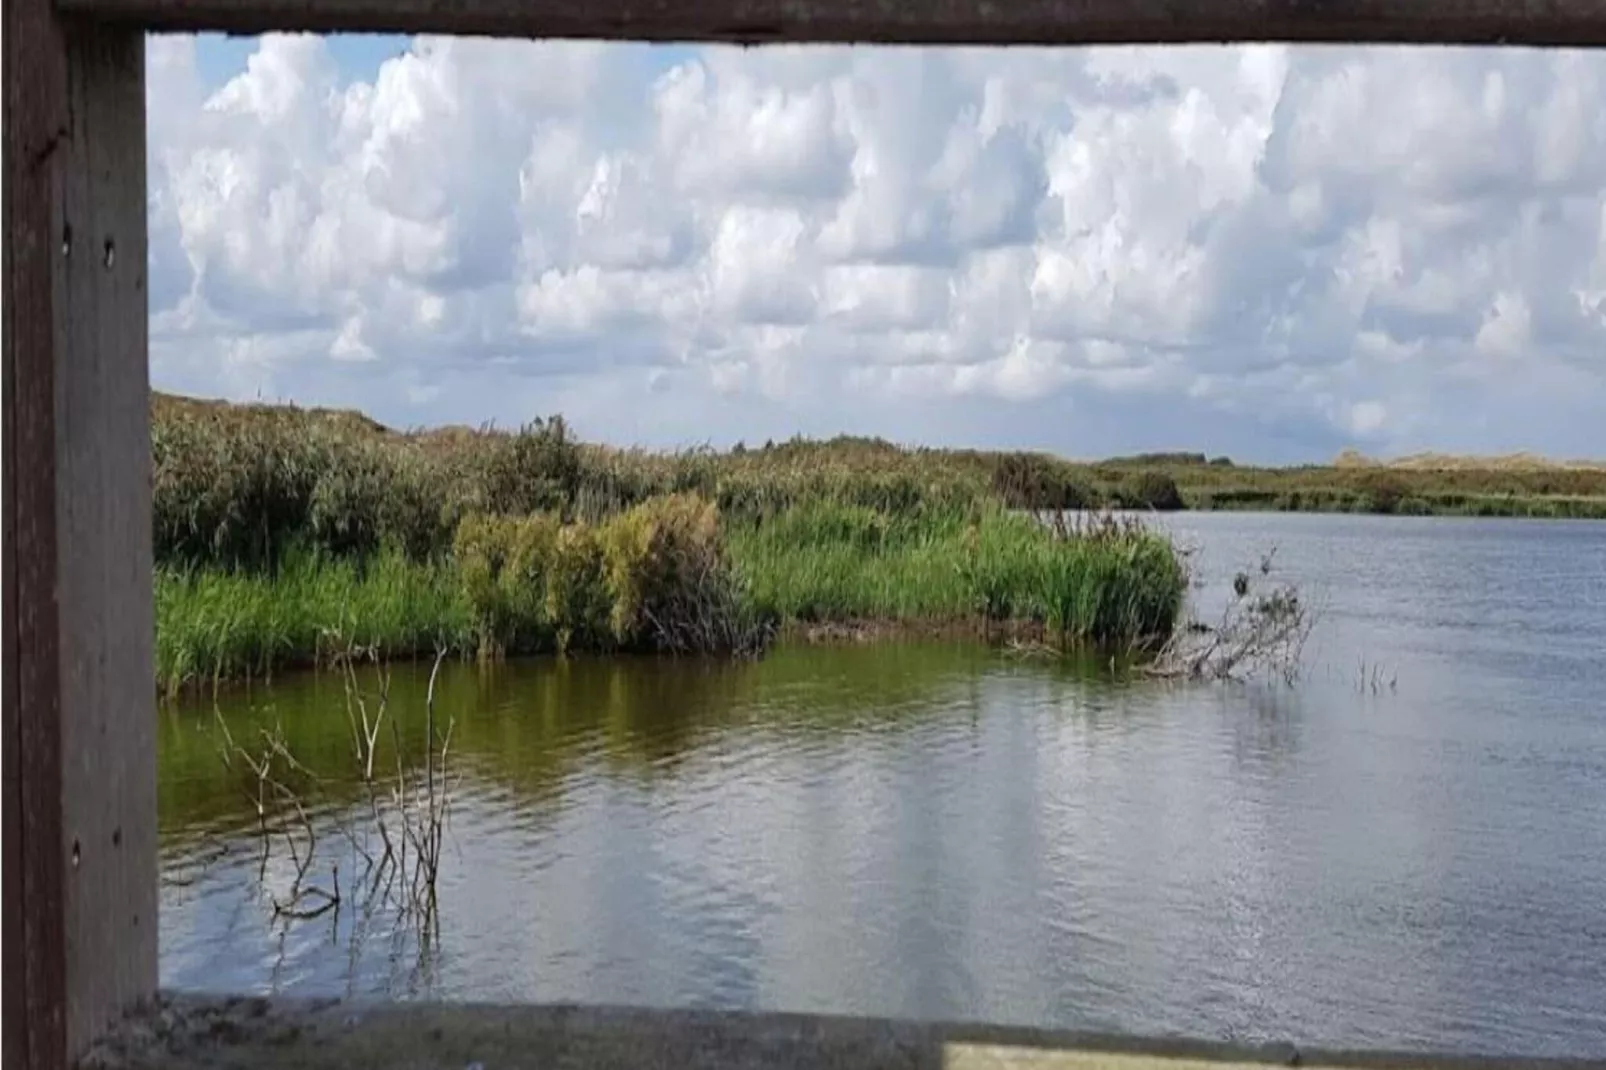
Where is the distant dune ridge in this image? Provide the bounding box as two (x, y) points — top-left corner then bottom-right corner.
(1333, 448), (1606, 472)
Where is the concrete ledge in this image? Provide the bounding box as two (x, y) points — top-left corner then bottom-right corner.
(79, 995), (1606, 1070)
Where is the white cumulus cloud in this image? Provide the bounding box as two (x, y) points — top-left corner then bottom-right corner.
(146, 35), (1606, 460)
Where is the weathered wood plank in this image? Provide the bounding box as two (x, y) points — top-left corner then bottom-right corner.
(56, 22), (160, 1063)
(2, 0), (156, 1065)
(4, 0), (74, 1063)
(45, 0), (1606, 45)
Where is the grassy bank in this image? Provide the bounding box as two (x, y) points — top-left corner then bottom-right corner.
(152, 394), (1606, 571)
(154, 500), (1185, 693)
(147, 389), (1600, 689)
(156, 551), (473, 690)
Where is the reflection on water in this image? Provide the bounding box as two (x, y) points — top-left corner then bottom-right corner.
(160, 515), (1606, 1058)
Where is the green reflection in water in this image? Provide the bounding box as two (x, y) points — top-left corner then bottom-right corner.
(158, 641), (1116, 856)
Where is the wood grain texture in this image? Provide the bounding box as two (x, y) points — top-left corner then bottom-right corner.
(56, 22), (159, 1062)
(48, 0), (1606, 45)
(4, 0), (72, 1061)
(2, 5), (156, 1067)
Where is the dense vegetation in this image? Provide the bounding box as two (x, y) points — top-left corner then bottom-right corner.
(150, 390), (1606, 690)
(151, 394), (1191, 691)
(729, 504), (1183, 640)
(152, 393), (1606, 577)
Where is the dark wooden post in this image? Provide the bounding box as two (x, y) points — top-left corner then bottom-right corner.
(3, 3), (157, 1067)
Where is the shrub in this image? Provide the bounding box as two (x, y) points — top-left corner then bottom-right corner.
(152, 408), (326, 570)
(1121, 471), (1185, 512)
(308, 440), (392, 559)
(598, 494), (771, 655)
(379, 449), (459, 561)
(1355, 472), (1409, 514)
(482, 417), (582, 516)
(546, 523), (611, 654)
(454, 514), (518, 656)
(991, 453), (1093, 511)
(449, 497), (771, 659)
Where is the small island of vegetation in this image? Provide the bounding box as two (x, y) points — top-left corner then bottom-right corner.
(152, 394), (1191, 692)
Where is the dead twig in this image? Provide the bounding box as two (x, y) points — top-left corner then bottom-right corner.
(211, 632), (457, 943)
(1145, 546), (1319, 686)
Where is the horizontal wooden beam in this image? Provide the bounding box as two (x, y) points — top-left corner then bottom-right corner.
(49, 0), (1606, 47)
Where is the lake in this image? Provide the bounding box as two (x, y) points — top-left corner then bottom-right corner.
(157, 512), (1606, 1058)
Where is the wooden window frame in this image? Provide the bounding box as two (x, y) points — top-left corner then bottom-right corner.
(3, 3), (1602, 1068)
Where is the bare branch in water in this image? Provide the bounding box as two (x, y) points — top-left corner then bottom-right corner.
(1145, 546), (1319, 686)
(213, 631), (457, 945)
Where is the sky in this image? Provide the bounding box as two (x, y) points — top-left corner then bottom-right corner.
(147, 34), (1606, 463)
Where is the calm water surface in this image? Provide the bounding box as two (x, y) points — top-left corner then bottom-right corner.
(158, 513), (1606, 1057)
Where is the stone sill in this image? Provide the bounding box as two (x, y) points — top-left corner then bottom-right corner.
(80, 996), (1602, 1070)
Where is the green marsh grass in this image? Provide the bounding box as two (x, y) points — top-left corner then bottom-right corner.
(156, 500), (1188, 690)
(728, 503), (1185, 646)
(161, 388), (1606, 689)
(152, 390), (1606, 583)
(154, 550), (472, 694)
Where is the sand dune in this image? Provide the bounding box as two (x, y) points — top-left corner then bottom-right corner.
(1334, 448), (1606, 472)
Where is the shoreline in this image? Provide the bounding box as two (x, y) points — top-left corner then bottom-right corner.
(153, 615), (1156, 700)
(149, 389), (1602, 695)
(155, 504), (1186, 694)
(1175, 494), (1606, 520)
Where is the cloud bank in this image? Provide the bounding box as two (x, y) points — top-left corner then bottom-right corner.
(147, 36), (1606, 461)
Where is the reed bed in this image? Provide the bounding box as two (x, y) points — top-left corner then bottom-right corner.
(154, 499), (1187, 691)
(154, 551), (473, 694)
(153, 388), (1599, 690)
(153, 393), (1605, 581)
(729, 504), (1184, 644)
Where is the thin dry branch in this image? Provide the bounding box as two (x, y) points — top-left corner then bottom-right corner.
(1145, 548), (1319, 686)
(211, 633), (457, 943)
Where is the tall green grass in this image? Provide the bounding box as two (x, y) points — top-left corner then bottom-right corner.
(154, 495), (778, 692)
(729, 503), (1185, 645)
(153, 391), (1603, 582)
(155, 500), (1188, 690)
(154, 550), (473, 694)
(149, 393), (1190, 573)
